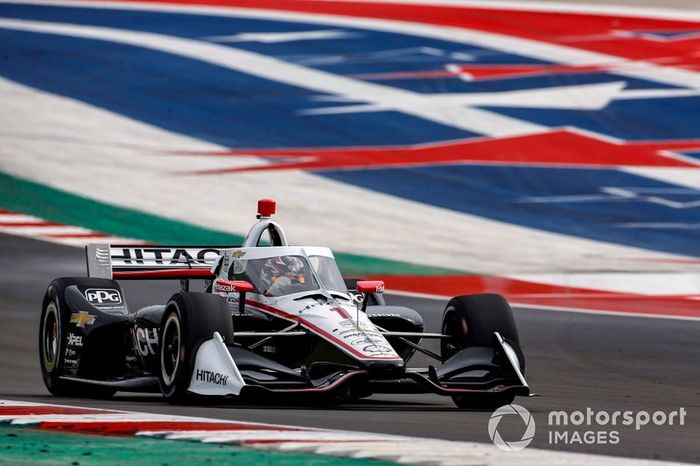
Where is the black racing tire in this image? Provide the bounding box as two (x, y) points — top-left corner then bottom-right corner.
(158, 292), (233, 404)
(440, 294), (523, 410)
(440, 293), (519, 360)
(39, 278), (116, 399)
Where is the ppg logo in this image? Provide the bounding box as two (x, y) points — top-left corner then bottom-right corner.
(85, 288), (122, 305)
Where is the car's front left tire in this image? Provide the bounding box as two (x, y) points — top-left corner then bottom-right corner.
(158, 292), (233, 404)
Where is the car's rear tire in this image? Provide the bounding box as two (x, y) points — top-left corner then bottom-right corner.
(158, 292), (233, 404)
(39, 278), (116, 399)
(440, 294), (522, 410)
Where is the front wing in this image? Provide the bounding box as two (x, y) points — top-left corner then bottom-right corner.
(187, 332), (531, 401)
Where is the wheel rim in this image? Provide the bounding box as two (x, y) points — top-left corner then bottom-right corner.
(42, 302), (59, 371)
(160, 312), (181, 386)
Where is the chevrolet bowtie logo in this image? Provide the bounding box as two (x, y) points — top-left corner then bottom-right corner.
(70, 311), (96, 328)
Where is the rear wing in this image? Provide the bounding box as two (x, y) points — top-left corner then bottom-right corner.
(85, 244), (233, 280)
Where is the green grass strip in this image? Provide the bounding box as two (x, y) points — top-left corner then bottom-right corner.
(0, 424), (397, 466)
(0, 172), (243, 245)
(0, 172), (463, 276)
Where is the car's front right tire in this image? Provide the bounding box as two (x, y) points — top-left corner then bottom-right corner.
(441, 293), (523, 410)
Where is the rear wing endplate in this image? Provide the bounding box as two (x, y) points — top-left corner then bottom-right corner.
(86, 244), (230, 280)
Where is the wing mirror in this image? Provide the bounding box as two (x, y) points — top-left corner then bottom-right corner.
(230, 280), (254, 293)
(356, 280), (385, 294)
(216, 280), (254, 313)
(356, 280), (385, 312)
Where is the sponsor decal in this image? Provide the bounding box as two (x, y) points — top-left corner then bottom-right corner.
(112, 247), (221, 266)
(351, 337), (379, 345)
(195, 369), (229, 386)
(349, 332), (386, 344)
(134, 327), (158, 356)
(337, 324), (392, 353)
(222, 255), (230, 270)
(84, 288), (122, 305)
(65, 348), (77, 358)
(368, 313), (402, 318)
(338, 331), (364, 339)
(67, 333), (83, 347)
(362, 344), (393, 354)
(232, 251), (246, 259)
(214, 282), (236, 293)
(339, 328), (381, 337)
(64, 357), (78, 366)
(69, 311), (96, 328)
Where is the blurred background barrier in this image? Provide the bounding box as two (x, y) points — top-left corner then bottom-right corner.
(2, 0), (700, 316)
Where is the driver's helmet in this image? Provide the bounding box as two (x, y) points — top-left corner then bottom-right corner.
(260, 256), (306, 289)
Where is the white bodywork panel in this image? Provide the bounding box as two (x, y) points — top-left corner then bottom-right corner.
(245, 294), (402, 361)
(188, 332), (246, 396)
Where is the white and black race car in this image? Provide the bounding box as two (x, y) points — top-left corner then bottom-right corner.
(39, 200), (531, 408)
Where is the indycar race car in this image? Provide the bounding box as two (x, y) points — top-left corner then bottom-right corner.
(39, 200), (531, 408)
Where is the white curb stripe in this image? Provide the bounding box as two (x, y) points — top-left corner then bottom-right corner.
(0, 213), (47, 223)
(144, 430), (401, 443)
(0, 226), (94, 235)
(0, 209), (139, 246)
